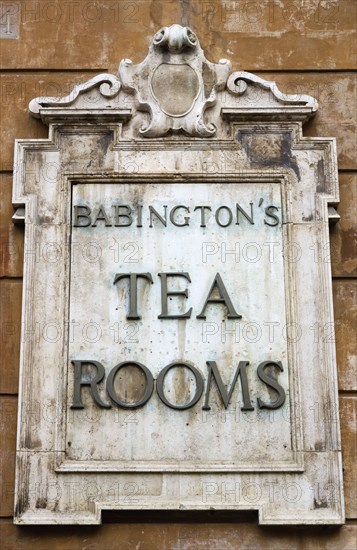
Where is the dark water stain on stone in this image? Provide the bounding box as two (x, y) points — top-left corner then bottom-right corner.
(99, 132), (113, 154)
(314, 497), (328, 509)
(237, 130), (300, 180)
(36, 497), (47, 509)
(317, 158), (326, 193)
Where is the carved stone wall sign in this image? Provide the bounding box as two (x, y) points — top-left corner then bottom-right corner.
(13, 25), (344, 524)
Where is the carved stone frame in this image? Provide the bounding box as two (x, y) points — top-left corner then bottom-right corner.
(13, 25), (343, 525)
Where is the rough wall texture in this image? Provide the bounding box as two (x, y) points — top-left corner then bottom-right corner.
(0, 0), (356, 547)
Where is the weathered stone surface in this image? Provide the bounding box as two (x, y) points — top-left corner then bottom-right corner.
(0, 280), (22, 394)
(330, 174), (357, 277)
(67, 182), (292, 468)
(0, 1), (355, 71)
(1, 521), (357, 550)
(333, 280), (357, 392)
(0, 174), (24, 277)
(11, 26), (344, 525)
(257, 73), (357, 170)
(340, 397), (357, 518)
(2, 73), (355, 171)
(0, 397), (17, 517)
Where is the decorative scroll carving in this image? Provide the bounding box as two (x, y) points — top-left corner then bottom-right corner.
(29, 73), (121, 117)
(227, 71), (318, 111)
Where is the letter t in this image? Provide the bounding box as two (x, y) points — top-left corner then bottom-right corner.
(113, 273), (153, 320)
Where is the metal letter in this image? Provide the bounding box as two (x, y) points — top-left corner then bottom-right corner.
(215, 206), (233, 227)
(73, 205), (91, 227)
(197, 273), (242, 319)
(158, 272), (193, 319)
(92, 205), (112, 227)
(170, 205), (190, 227)
(203, 361), (254, 411)
(264, 205), (280, 226)
(194, 206), (212, 227)
(106, 361), (154, 408)
(236, 202), (254, 225)
(137, 204), (143, 227)
(113, 205), (133, 227)
(257, 360), (286, 409)
(113, 273), (153, 320)
(71, 360), (111, 409)
(156, 362), (204, 410)
(149, 205), (167, 227)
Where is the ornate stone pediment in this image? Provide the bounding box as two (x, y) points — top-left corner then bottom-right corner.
(29, 24), (317, 136)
